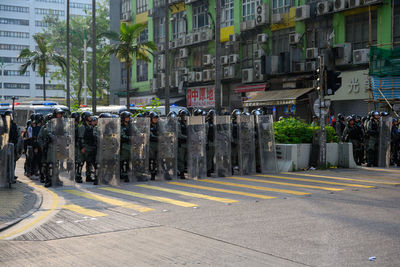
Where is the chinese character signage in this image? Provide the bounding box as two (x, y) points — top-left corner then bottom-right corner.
(187, 86), (215, 108)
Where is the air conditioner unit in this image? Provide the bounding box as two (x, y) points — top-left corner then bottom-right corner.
(229, 54), (239, 64)
(271, 13), (284, 24)
(265, 56), (279, 75)
(306, 61), (316, 71)
(195, 72), (203, 82)
(192, 32), (200, 43)
(348, 0), (360, 8)
(203, 54), (213, 66)
(257, 33), (268, 43)
(200, 28), (213, 42)
(178, 36), (185, 47)
(188, 72), (196, 83)
(295, 5), (310, 21)
(229, 34), (239, 42)
(170, 40), (177, 49)
(179, 48), (189, 59)
(363, 0), (381, 5)
(306, 47), (318, 59)
(246, 20), (256, 29)
(150, 78), (156, 92)
(294, 63), (305, 72)
(157, 55), (165, 70)
(254, 49), (265, 58)
(185, 34), (193, 45)
(334, 0), (347, 11)
(289, 32), (301, 45)
(353, 48), (369, 64)
(334, 43), (352, 65)
(181, 68), (189, 75)
(184, 0), (193, 4)
(203, 69), (212, 81)
(221, 55), (229, 65)
(317, 1), (332, 15)
(254, 60), (264, 80)
(223, 66), (235, 79)
(256, 4), (269, 26)
(242, 69), (254, 83)
(240, 21), (247, 31)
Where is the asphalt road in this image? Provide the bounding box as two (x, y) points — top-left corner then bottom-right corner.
(1, 163), (400, 266)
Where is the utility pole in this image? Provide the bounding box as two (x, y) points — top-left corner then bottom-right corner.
(91, 0), (97, 113)
(83, 38), (88, 105)
(66, 0), (71, 109)
(1, 60), (4, 100)
(164, 0), (170, 115)
(215, 0), (222, 113)
(318, 56), (326, 167)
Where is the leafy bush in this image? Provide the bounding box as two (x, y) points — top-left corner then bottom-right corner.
(274, 117), (339, 144)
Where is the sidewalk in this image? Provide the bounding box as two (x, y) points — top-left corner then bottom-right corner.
(0, 159), (42, 231)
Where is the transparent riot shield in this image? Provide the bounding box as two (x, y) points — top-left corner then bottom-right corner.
(214, 116), (232, 177)
(378, 116), (392, 167)
(256, 115), (278, 173)
(6, 143), (15, 187)
(129, 117), (150, 182)
(48, 118), (75, 187)
(237, 115), (256, 175)
(97, 118), (120, 186)
(157, 117), (178, 180)
(187, 116), (207, 179)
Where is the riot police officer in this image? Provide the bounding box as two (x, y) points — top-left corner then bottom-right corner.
(206, 109), (216, 177)
(391, 118), (399, 166)
(71, 112), (84, 183)
(149, 112), (159, 180)
(252, 109), (263, 173)
(177, 109), (190, 179)
(343, 116), (364, 165)
(120, 111), (132, 182)
(366, 111), (380, 167)
(231, 109), (241, 173)
(37, 114), (52, 183)
(336, 113), (346, 141)
(80, 111), (97, 184)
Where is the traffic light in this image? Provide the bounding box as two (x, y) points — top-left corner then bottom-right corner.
(326, 70), (342, 95)
(314, 67), (321, 91)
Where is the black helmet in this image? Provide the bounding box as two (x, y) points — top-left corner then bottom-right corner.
(256, 108), (264, 115)
(193, 108), (203, 116)
(26, 120), (32, 127)
(99, 113), (112, 118)
(392, 118), (398, 123)
(81, 111), (93, 121)
(337, 113), (344, 120)
(45, 113), (53, 122)
(361, 116), (367, 122)
(120, 111), (132, 120)
(368, 111), (375, 117)
(346, 116), (354, 122)
(178, 109), (190, 117)
(380, 111), (388, 116)
(71, 112), (80, 122)
(373, 111), (380, 116)
(149, 111), (159, 119)
(53, 107), (65, 118)
(167, 111), (177, 118)
(207, 109), (216, 118)
(231, 109), (241, 119)
(30, 113), (36, 121)
(242, 111), (251, 116)
(251, 110), (262, 116)
(91, 115), (98, 122)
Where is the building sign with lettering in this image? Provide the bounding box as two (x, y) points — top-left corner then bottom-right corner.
(186, 86), (215, 108)
(326, 69), (370, 101)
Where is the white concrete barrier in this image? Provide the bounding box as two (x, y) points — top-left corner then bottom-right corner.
(326, 143), (339, 167)
(338, 143), (357, 168)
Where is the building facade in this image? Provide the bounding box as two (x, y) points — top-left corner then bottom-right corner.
(0, 0), (92, 100)
(109, 0), (399, 120)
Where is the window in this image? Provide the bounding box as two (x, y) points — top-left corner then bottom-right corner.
(121, 65), (127, 86)
(272, 0), (295, 14)
(136, 60), (148, 82)
(121, 0), (132, 19)
(0, 57), (28, 63)
(172, 11), (186, 39)
(0, 5), (29, 13)
(70, 2), (92, 9)
(4, 70), (29, 76)
(221, 0), (234, 27)
(271, 28), (292, 55)
(35, 8), (65, 16)
(138, 27), (148, 43)
(4, 83), (30, 89)
(35, 0), (64, 3)
(136, 0), (148, 14)
(306, 18), (333, 49)
(35, 72), (53, 77)
(192, 3), (209, 30)
(35, 84), (65, 90)
(154, 0), (165, 8)
(346, 11), (377, 51)
(154, 18), (165, 44)
(241, 38), (257, 68)
(0, 31), (29, 38)
(0, 18), (29, 26)
(192, 45), (208, 69)
(394, 6), (400, 48)
(35, 21), (53, 27)
(0, 44), (29, 51)
(242, 0), (260, 22)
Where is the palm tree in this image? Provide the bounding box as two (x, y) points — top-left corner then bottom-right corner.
(18, 34), (66, 100)
(102, 22), (156, 108)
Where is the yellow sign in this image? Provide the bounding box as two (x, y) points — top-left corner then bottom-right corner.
(220, 26), (234, 43)
(136, 12), (148, 24)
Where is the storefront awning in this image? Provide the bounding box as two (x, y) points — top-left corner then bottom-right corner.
(243, 88), (314, 107)
(235, 83), (267, 93)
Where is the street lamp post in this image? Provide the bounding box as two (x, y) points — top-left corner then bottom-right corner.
(66, 0), (71, 109)
(83, 38), (88, 105)
(1, 62), (5, 100)
(91, 0), (97, 113)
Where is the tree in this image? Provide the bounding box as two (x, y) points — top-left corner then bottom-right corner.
(18, 34), (66, 100)
(102, 22), (156, 109)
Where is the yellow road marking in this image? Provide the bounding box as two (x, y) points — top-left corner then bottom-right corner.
(256, 174), (374, 188)
(227, 176), (344, 191)
(199, 179), (311, 196)
(63, 189), (153, 212)
(136, 184), (238, 203)
(0, 182), (59, 240)
(282, 172), (400, 185)
(359, 167), (400, 173)
(62, 204), (108, 217)
(168, 182), (276, 199)
(99, 187), (198, 207)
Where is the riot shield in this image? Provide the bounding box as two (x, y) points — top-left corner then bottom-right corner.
(129, 117), (150, 182)
(187, 116), (207, 179)
(157, 117), (178, 180)
(6, 143), (15, 187)
(256, 115), (278, 173)
(378, 116), (392, 167)
(48, 118), (75, 187)
(237, 115), (256, 175)
(214, 116), (231, 177)
(97, 118), (120, 186)
(0, 116), (9, 188)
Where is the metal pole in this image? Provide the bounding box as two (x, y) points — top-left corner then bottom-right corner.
(66, 0), (71, 109)
(83, 39), (88, 105)
(215, 0), (222, 113)
(164, 0), (170, 115)
(318, 56), (326, 167)
(91, 0), (97, 113)
(1, 63), (4, 100)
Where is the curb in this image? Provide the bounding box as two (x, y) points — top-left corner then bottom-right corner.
(0, 182), (43, 233)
